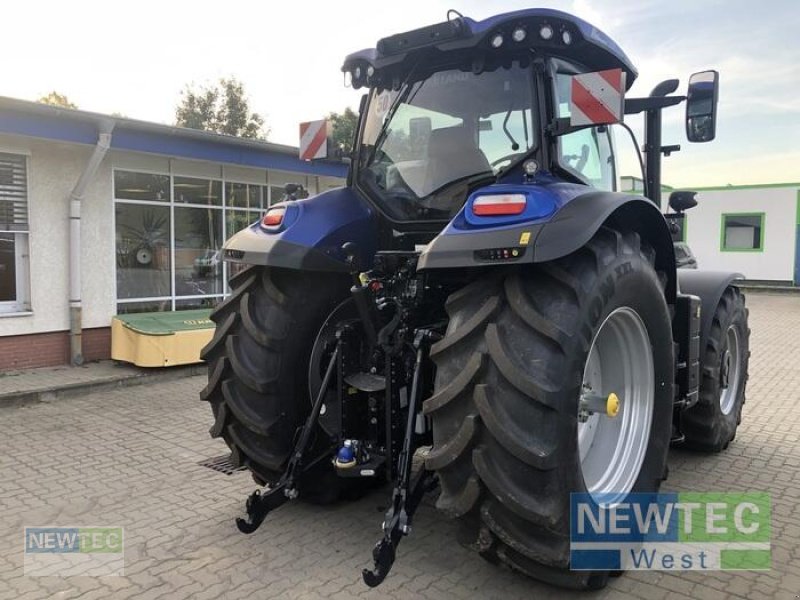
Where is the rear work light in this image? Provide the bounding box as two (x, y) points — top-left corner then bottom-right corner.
(472, 193), (527, 216)
(261, 207), (286, 229)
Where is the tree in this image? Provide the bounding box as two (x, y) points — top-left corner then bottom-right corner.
(175, 78), (267, 139)
(327, 107), (359, 155)
(38, 91), (77, 109)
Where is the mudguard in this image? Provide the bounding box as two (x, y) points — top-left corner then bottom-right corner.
(418, 183), (677, 301)
(222, 187), (378, 273)
(677, 270), (744, 353)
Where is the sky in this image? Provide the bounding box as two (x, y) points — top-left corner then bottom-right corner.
(2, 0), (798, 187)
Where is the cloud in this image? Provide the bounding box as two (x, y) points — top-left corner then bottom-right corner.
(665, 150), (800, 187)
(2, 0), (796, 186)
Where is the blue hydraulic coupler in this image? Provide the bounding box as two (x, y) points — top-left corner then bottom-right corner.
(335, 440), (357, 468)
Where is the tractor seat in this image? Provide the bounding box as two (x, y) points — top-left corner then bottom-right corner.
(423, 126), (491, 196)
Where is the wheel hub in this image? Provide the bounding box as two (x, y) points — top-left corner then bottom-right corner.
(577, 307), (654, 505)
(720, 349), (731, 388)
(719, 325), (741, 415)
(578, 389), (621, 422)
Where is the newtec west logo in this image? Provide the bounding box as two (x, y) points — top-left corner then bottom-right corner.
(24, 527), (124, 576)
(570, 493), (770, 571)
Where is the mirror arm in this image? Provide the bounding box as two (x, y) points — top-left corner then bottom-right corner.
(662, 144), (681, 157)
(625, 95), (685, 115)
(651, 79), (680, 98)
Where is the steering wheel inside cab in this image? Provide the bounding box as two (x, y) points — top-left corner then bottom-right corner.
(563, 144), (590, 172)
(490, 153), (526, 171)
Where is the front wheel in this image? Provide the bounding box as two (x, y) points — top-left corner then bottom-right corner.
(423, 227), (674, 589)
(681, 286), (750, 451)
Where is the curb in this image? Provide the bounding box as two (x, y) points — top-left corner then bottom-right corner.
(738, 284), (800, 295)
(0, 363), (206, 408)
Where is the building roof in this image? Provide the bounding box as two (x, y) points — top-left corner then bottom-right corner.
(0, 96), (347, 178)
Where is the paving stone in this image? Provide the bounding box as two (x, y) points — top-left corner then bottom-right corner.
(0, 292), (795, 599)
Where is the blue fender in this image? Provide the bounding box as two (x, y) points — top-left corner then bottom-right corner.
(222, 187), (378, 273)
(418, 178), (677, 301)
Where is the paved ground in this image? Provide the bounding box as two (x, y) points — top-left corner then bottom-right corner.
(1, 292), (800, 600)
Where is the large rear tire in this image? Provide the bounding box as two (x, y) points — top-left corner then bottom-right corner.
(423, 227), (674, 589)
(200, 265), (351, 500)
(681, 286), (749, 451)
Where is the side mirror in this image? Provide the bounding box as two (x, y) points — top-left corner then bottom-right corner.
(686, 70), (719, 142)
(668, 191), (698, 213)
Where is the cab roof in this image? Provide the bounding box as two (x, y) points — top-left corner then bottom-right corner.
(342, 8), (637, 91)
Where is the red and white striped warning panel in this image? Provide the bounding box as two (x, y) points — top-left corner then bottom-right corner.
(569, 68), (626, 126)
(299, 119), (329, 161)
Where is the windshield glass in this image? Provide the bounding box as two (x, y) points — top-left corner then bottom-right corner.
(357, 62), (536, 221)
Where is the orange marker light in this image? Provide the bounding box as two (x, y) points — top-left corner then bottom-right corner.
(261, 207), (286, 228)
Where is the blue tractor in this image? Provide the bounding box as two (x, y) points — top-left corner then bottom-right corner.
(202, 8), (749, 589)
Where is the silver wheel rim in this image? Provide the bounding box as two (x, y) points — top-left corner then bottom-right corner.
(719, 325), (741, 415)
(578, 307), (654, 505)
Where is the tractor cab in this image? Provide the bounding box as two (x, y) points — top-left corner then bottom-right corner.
(342, 9), (636, 230)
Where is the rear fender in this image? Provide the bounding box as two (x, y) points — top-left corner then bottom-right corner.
(419, 187), (677, 302)
(677, 270), (744, 352)
(222, 187), (377, 273)
(535, 191), (677, 301)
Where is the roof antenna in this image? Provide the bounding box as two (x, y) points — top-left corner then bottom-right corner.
(447, 9), (464, 21)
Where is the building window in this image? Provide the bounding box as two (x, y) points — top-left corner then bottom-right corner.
(267, 185), (286, 206)
(721, 213), (764, 252)
(114, 170), (170, 202)
(226, 182), (262, 210)
(0, 152), (31, 314)
(174, 206), (223, 297)
(114, 170), (269, 314)
(174, 176), (222, 206)
(115, 203), (171, 300)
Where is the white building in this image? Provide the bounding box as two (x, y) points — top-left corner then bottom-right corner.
(680, 184), (798, 284)
(622, 177), (800, 286)
(0, 97), (345, 370)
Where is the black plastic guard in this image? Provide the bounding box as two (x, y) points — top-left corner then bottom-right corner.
(677, 270), (744, 353)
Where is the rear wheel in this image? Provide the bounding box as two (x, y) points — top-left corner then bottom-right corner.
(200, 265), (351, 500)
(424, 227), (674, 589)
(681, 287), (749, 451)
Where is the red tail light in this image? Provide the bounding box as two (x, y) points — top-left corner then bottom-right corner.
(261, 207), (286, 228)
(472, 193), (527, 216)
